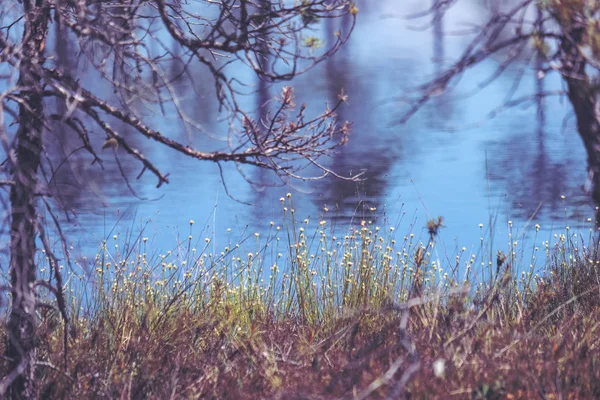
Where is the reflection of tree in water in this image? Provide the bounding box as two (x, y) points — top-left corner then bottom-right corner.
(44, 17), (216, 226)
(486, 131), (572, 222)
(424, 0), (456, 130)
(44, 21), (137, 223)
(246, 0), (281, 227)
(311, 8), (399, 223)
(432, 0), (444, 75)
(414, 1), (593, 224)
(485, 24), (592, 224)
(484, 86), (591, 223)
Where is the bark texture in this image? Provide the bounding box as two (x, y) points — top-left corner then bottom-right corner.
(560, 25), (600, 209)
(6, 1), (49, 398)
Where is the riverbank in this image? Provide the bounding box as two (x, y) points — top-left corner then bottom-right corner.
(2, 199), (599, 398)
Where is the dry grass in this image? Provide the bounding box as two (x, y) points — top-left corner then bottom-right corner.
(2, 196), (600, 399)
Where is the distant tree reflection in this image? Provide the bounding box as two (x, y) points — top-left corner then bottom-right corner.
(484, 72), (590, 224)
(311, 11), (399, 224)
(484, 5), (591, 224)
(45, 21), (136, 223)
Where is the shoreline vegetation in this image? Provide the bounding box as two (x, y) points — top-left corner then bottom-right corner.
(2, 195), (600, 399)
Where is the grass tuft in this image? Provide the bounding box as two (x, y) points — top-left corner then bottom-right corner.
(2, 198), (600, 398)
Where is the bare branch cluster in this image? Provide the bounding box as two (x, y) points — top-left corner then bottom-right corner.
(1, 0), (355, 191)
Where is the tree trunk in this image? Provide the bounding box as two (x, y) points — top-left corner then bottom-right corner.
(560, 25), (600, 211)
(6, 2), (48, 398)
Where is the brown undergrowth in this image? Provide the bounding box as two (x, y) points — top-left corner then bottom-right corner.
(18, 282), (600, 399)
(2, 199), (600, 398)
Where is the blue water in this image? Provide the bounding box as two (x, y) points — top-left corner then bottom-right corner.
(2, 1), (596, 277)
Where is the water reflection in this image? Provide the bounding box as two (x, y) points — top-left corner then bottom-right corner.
(44, 20), (135, 223)
(432, 0), (444, 75)
(24, 0), (596, 258)
(484, 110), (589, 224)
(483, 18), (590, 226)
(310, 10), (395, 223)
